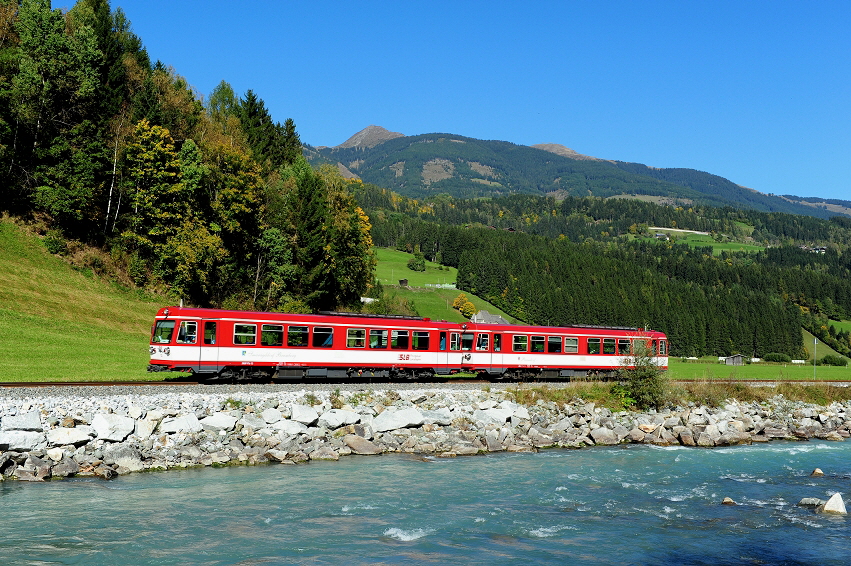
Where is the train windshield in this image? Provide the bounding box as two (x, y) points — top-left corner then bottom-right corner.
(152, 320), (175, 343)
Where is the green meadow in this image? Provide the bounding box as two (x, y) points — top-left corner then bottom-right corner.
(0, 220), (161, 382)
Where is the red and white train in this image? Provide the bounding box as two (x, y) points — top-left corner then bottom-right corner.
(148, 306), (668, 381)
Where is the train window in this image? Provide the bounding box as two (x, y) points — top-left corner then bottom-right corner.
(530, 336), (545, 353)
(261, 324), (283, 346)
(204, 321), (217, 345)
(651, 340), (658, 355)
(659, 340), (667, 356)
(603, 338), (616, 355)
(513, 335), (528, 352)
(450, 333), (461, 351)
(234, 324), (256, 345)
(547, 336), (562, 353)
(493, 334), (502, 352)
(287, 326), (309, 347)
(412, 331), (430, 350)
(617, 339), (630, 355)
(313, 327), (333, 348)
(391, 330), (409, 349)
(564, 337), (578, 353)
(588, 338), (601, 355)
(439, 332), (447, 351)
(370, 329), (388, 349)
(347, 328), (366, 348)
(152, 320), (175, 343)
(461, 333), (474, 351)
(476, 333), (489, 351)
(176, 321), (197, 344)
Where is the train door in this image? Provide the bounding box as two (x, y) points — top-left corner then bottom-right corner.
(475, 332), (492, 373)
(201, 320), (219, 374)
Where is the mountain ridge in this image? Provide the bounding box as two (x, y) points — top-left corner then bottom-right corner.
(308, 126), (848, 219)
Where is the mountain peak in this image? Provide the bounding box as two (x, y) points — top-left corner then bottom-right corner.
(336, 125), (404, 149)
(531, 143), (602, 161)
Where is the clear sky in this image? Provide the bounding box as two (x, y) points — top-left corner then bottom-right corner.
(108, 0), (850, 201)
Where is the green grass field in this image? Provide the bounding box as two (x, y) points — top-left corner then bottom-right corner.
(645, 231), (764, 255)
(830, 319), (851, 334)
(0, 220), (162, 382)
(666, 357), (850, 381)
(373, 247), (457, 287)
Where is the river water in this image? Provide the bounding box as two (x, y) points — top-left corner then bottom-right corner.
(2, 441), (850, 565)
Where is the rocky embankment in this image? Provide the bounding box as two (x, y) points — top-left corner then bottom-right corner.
(1, 385), (849, 482)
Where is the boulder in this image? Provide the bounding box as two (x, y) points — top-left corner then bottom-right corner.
(51, 457), (80, 478)
(421, 408), (452, 426)
(722, 497), (736, 505)
(816, 493), (847, 515)
(47, 426), (92, 447)
(811, 468), (824, 477)
(0, 430), (46, 451)
(237, 414), (266, 430)
(798, 497), (826, 507)
(199, 412), (238, 432)
(260, 408), (282, 424)
(91, 413), (135, 442)
(309, 446), (339, 461)
(590, 427), (618, 446)
(373, 408), (424, 433)
(271, 419), (308, 435)
(160, 414), (202, 434)
(290, 404), (319, 426)
(318, 409), (361, 429)
(343, 434), (383, 455)
(103, 443), (144, 473)
(1, 411), (42, 432)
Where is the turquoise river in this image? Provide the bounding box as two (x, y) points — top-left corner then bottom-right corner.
(2, 441), (850, 564)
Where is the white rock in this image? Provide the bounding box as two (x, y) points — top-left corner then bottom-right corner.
(318, 409), (361, 429)
(46, 448), (64, 462)
(290, 404), (319, 425)
(817, 493), (847, 515)
(373, 407), (424, 432)
(46, 426), (93, 446)
(261, 408), (282, 424)
(473, 408), (513, 426)
(92, 413), (135, 442)
(1, 411), (42, 431)
(200, 412), (238, 431)
(160, 414), (202, 434)
(135, 418), (158, 439)
(271, 419), (308, 435)
(0, 430), (45, 451)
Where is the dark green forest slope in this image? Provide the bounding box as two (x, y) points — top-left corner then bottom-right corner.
(354, 185), (851, 359)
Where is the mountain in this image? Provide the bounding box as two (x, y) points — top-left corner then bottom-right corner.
(308, 127), (848, 219)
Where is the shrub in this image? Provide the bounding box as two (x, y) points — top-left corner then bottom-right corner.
(819, 354), (848, 367)
(763, 352), (792, 363)
(406, 253), (426, 272)
(43, 229), (67, 254)
(618, 339), (668, 410)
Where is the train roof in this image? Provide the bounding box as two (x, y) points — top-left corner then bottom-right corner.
(154, 306), (665, 336)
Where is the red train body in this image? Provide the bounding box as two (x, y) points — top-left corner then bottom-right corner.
(148, 307), (668, 381)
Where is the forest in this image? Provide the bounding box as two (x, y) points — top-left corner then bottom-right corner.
(354, 185), (851, 359)
(0, 0), (374, 312)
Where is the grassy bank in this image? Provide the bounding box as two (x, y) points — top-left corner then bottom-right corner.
(508, 380), (851, 413)
(0, 220), (161, 382)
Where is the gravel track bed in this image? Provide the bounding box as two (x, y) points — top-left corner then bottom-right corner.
(0, 382), (508, 401)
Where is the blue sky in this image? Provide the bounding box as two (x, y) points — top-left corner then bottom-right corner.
(110, 0), (850, 201)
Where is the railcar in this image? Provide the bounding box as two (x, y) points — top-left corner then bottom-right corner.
(148, 306), (668, 381)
